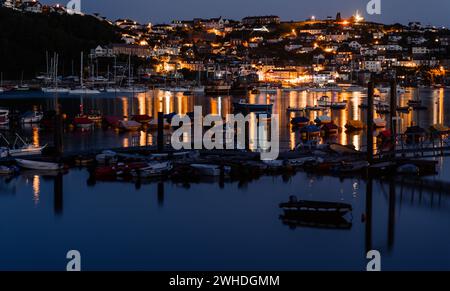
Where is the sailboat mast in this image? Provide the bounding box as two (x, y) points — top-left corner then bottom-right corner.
(80, 52), (84, 87)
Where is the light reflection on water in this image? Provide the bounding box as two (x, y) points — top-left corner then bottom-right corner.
(0, 89), (450, 270)
(1, 88), (449, 153)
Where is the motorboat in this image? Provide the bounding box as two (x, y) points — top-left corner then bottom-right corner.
(233, 99), (273, 113)
(0, 133), (46, 157)
(16, 158), (63, 170)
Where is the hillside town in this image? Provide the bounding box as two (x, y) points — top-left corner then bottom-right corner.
(1, 0), (450, 90)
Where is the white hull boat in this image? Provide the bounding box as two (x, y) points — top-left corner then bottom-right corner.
(69, 88), (101, 94)
(42, 87), (70, 93)
(16, 159), (63, 170)
(21, 111), (44, 124)
(131, 161), (173, 178)
(9, 145), (46, 157)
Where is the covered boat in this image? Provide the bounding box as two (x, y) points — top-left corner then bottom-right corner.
(291, 116), (310, 127)
(321, 122), (339, 136)
(299, 124), (321, 140)
(345, 120), (364, 131)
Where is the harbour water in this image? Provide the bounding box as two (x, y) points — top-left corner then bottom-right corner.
(0, 89), (450, 270)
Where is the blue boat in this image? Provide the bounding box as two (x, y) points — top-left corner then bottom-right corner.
(291, 116), (310, 127)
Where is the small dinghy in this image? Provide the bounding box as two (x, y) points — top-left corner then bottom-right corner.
(374, 118), (387, 128)
(131, 161), (173, 178)
(16, 159), (63, 171)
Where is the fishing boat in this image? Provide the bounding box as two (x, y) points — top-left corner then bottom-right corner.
(190, 164), (231, 176)
(73, 117), (94, 129)
(291, 116), (310, 127)
(131, 161), (173, 178)
(374, 118), (387, 128)
(119, 120), (141, 131)
(16, 159), (63, 170)
(0, 108), (9, 126)
(345, 120), (365, 131)
(21, 111), (44, 124)
(233, 99), (273, 113)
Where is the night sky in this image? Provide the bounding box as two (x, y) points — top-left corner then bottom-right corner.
(42, 0), (449, 27)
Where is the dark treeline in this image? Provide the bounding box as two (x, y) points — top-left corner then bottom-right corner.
(0, 7), (122, 80)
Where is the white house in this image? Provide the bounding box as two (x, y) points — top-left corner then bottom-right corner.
(363, 60), (382, 72)
(412, 47), (429, 54)
(348, 41), (362, 50)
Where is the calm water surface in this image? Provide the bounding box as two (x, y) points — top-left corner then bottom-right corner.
(0, 89), (449, 270)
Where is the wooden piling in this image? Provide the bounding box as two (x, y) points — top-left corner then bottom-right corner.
(390, 80), (397, 155)
(157, 112), (164, 153)
(367, 81), (374, 163)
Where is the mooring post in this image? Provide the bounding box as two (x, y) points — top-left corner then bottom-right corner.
(367, 81), (374, 163)
(390, 80), (397, 156)
(54, 104), (64, 156)
(157, 112), (164, 152)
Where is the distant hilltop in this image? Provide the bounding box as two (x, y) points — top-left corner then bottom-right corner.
(0, 6), (121, 79)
